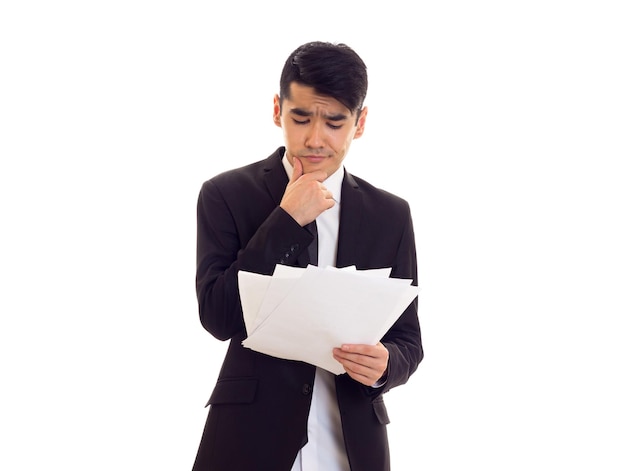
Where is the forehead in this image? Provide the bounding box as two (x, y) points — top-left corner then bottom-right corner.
(284, 82), (353, 117)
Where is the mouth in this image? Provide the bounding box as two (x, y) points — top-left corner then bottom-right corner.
(300, 155), (328, 164)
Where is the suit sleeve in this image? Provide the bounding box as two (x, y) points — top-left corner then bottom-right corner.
(195, 179), (314, 341)
(378, 203), (423, 394)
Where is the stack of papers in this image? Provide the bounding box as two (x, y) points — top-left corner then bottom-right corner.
(238, 265), (419, 374)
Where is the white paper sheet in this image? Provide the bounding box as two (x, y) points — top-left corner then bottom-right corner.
(238, 265), (419, 375)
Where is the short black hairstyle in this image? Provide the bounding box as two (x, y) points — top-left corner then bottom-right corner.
(279, 41), (368, 115)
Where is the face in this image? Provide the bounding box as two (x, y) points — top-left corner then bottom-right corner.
(273, 82), (368, 176)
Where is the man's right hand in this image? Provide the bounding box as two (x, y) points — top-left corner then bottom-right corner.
(279, 157), (335, 226)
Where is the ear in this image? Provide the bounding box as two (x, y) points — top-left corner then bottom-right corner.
(354, 106), (368, 139)
(273, 94), (282, 128)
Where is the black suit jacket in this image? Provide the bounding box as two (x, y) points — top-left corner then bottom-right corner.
(193, 147), (423, 471)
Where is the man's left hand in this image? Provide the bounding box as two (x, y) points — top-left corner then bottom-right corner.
(332, 342), (389, 387)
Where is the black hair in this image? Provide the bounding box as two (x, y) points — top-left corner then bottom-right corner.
(279, 41), (368, 116)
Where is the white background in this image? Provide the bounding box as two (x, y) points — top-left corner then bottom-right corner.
(1, 1), (625, 470)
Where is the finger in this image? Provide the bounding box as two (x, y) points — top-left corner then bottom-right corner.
(335, 345), (388, 373)
(334, 349), (373, 370)
(338, 344), (377, 357)
(291, 156), (303, 182)
(338, 359), (379, 386)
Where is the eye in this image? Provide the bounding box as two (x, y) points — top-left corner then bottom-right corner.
(293, 119), (309, 125)
(327, 123), (343, 130)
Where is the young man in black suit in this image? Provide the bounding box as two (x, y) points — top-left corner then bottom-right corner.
(192, 41), (423, 471)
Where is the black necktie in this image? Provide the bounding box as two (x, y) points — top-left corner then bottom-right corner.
(306, 220), (318, 266)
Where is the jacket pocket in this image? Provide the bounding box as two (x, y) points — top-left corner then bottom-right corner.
(372, 397), (390, 425)
(205, 377), (258, 407)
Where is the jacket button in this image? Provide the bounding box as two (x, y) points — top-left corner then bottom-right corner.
(301, 383), (312, 395)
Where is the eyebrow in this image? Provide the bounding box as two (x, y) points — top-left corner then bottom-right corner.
(289, 108), (348, 121)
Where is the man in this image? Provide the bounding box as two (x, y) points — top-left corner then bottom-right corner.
(192, 41), (423, 471)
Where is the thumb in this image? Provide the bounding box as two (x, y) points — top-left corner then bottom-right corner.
(290, 156), (304, 182)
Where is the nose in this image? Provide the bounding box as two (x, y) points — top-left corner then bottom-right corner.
(304, 120), (324, 149)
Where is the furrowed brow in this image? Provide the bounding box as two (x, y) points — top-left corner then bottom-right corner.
(325, 113), (348, 122)
(289, 108), (348, 121)
(290, 108), (313, 117)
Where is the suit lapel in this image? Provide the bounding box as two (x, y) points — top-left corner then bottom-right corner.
(336, 170), (363, 268)
(262, 148), (289, 206)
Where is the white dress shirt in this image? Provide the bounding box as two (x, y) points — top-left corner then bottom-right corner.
(282, 156), (350, 471)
